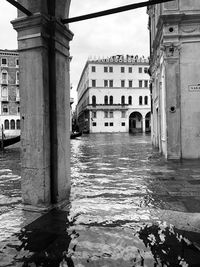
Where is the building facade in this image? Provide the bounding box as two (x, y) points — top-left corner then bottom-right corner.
(76, 55), (150, 134)
(148, 1), (200, 159)
(0, 49), (20, 137)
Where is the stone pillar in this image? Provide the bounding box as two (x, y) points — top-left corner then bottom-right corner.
(12, 1), (73, 210)
(142, 116), (146, 133)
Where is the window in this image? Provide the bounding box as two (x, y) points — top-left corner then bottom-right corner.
(92, 122), (97, 126)
(121, 67), (125, 73)
(139, 67), (142, 73)
(104, 111), (108, 118)
(110, 122), (113, 126)
(18, 106), (20, 113)
(4, 120), (9, 129)
(128, 80), (133, 88)
(92, 95), (96, 106)
(121, 80), (125, 87)
(92, 80), (96, 87)
(109, 80), (113, 87)
(16, 71), (19, 84)
(104, 66), (108, 72)
(128, 96), (132, 105)
(128, 67), (132, 73)
(109, 66), (113, 73)
(16, 119), (20, 129)
(145, 96), (148, 105)
(121, 111), (126, 118)
(139, 96), (143, 105)
(1, 71), (8, 84)
(92, 111), (96, 118)
(144, 67), (148, 73)
(104, 80), (108, 87)
(91, 66), (96, 72)
(2, 104), (8, 114)
(104, 95), (108, 105)
(2, 87), (8, 97)
(109, 111), (113, 118)
(121, 122), (126, 126)
(16, 59), (19, 66)
(121, 95), (125, 105)
(1, 58), (7, 66)
(105, 122), (108, 126)
(144, 80), (148, 88)
(109, 96), (113, 105)
(11, 120), (15, 130)
(139, 80), (143, 87)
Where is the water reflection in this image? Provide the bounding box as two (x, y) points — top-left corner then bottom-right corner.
(0, 134), (200, 266)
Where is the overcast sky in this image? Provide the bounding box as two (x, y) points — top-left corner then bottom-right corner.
(0, 0), (149, 106)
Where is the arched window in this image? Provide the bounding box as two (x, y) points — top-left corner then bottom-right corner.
(11, 120), (15, 130)
(121, 95), (125, 105)
(92, 95), (96, 106)
(16, 119), (20, 129)
(128, 96), (132, 105)
(4, 120), (9, 130)
(145, 96), (148, 105)
(2, 87), (8, 97)
(1, 70), (8, 84)
(104, 95), (108, 105)
(109, 96), (113, 105)
(139, 96), (143, 105)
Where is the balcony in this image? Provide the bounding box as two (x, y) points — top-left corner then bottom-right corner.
(87, 104), (129, 111)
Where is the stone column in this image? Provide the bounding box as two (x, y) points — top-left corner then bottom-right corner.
(142, 116), (146, 133)
(12, 1), (73, 210)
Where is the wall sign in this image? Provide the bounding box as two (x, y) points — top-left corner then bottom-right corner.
(188, 85), (200, 92)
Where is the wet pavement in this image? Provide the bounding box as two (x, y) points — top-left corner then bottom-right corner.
(0, 133), (200, 266)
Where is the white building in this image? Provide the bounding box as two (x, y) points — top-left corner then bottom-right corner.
(76, 55), (151, 133)
(0, 49), (20, 137)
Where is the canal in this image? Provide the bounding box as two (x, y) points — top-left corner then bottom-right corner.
(1, 133), (200, 266)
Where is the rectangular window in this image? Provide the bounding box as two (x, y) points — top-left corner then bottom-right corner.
(104, 80), (108, 87)
(104, 111), (108, 118)
(18, 106), (20, 113)
(121, 111), (126, 118)
(128, 67), (132, 73)
(1, 58), (7, 65)
(121, 122), (126, 126)
(16, 59), (19, 66)
(139, 80), (143, 87)
(104, 66), (108, 72)
(105, 122), (109, 126)
(2, 105), (8, 113)
(144, 80), (148, 88)
(109, 66), (113, 73)
(109, 80), (113, 87)
(91, 66), (96, 72)
(139, 67), (142, 73)
(128, 80), (133, 88)
(92, 111), (96, 118)
(92, 80), (96, 87)
(121, 80), (125, 87)
(121, 67), (125, 73)
(110, 122), (113, 126)
(92, 122), (97, 126)
(109, 111), (113, 118)
(144, 67), (148, 73)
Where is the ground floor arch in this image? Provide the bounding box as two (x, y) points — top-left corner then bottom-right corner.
(129, 111), (143, 133)
(145, 112), (151, 133)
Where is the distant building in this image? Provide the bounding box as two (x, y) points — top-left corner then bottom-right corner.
(148, 1), (200, 159)
(0, 49), (20, 137)
(76, 55), (151, 133)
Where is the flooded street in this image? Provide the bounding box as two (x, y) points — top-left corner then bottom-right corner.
(1, 133), (200, 266)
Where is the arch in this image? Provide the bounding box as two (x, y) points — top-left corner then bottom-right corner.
(145, 112), (151, 133)
(16, 119), (20, 129)
(109, 95), (113, 105)
(139, 96), (143, 105)
(121, 95), (125, 105)
(92, 95), (96, 106)
(128, 96), (132, 105)
(144, 96), (148, 105)
(4, 120), (9, 130)
(129, 111), (143, 133)
(104, 95), (108, 105)
(11, 120), (15, 130)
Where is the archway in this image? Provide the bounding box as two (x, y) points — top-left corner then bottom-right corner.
(129, 111), (143, 133)
(145, 112), (151, 133)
